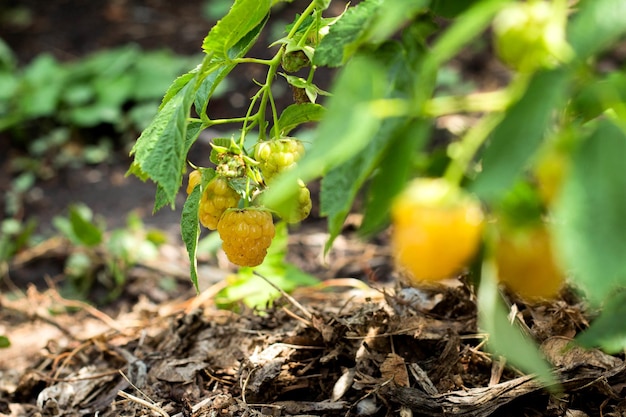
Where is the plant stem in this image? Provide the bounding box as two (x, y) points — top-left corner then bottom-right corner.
(425, 90), (511, 116)
(231, 57), (274, 66)
(255, 52), (283, 141)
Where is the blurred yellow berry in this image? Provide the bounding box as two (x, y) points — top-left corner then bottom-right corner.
(391, 178), (484, 283)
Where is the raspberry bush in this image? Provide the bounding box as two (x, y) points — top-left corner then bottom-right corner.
(129, 0), (626, 386)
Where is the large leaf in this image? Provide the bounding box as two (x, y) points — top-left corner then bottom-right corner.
(313, 0), (382, 67)
(320, 117), (404, 252)
(360, 119), (430, 236)
(568, 0), (626, 60)
(478, 261), (557, 388)
(128, 74), (197, 207)
(201, 0), (271, 59)
(261, 55), (387, 212)
(576, 290), (626, 353)
(196, 16), (269, 116)
(319, 40), (425, 250)
(364, 0), (428, 43)
(470, 69), (569, 202)
(552, 120), (626, 305)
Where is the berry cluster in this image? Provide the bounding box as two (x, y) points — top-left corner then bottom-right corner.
(186, 136), (311, 267)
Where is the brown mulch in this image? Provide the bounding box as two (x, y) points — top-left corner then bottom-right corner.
(2, 252), (626, 417)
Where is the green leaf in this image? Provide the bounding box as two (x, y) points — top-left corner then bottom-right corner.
(261, 55), (387, 213)
(552, 120), (626, 305)
(159, 71), (196, 110)
(321, 117), (404, 251)
(70, 207), (103, 247)
(576, 291), (626, 353)
(181, 185), (202, 292)
(313, 0), (383, 67)
(478, 261), (558, 388)
(133, 50), (197, 101)
(320, 40), (426, 249)
(68, 205), (103, 247)
(19, 54), (67, 118)
(0, 37), (16, 71)
(202, 0), (271, 59)
(184, 120), (205, 160)
(279, 74), (330, 103)
(366, 0), (428, 42)
(129, 73), (197, 208)
(360, 119), (430, 235)
(570, 72), (626, 122)
(470, 69), (569, 202)
(0, 335), (9, 348)
(196, 16), (268, 115)
(271, 103), (326, 137)
(431, 0), (481, 18)
(568, 0), (626, 60)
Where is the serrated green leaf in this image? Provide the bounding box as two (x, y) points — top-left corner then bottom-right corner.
(181, 185), (202, 292)
(314, 0), (383, 67)
(202, 0), (271, 59)
(360, 119), (429, 236)
(478, 261), (558, 389)
(184, 120), (205, 158)
(552, 120), (626, 306)
(153, 185), (171, 213)
(69, 205), (103, 247)
(271, 103), (326, 137)
(261, 55), (387, 214)
(568, 0), (626, 60)
(470, 69), (569, 202)
(159, 71), (197, 110)
(576, 291), (626, 353)
(195, 16), (268, 115)
(129, 74), (197, 208)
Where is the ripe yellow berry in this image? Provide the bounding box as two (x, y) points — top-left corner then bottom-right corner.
(495, 224), (564, 300)
(198, 176), (240, 230)
(391, 178), (484, 283)
(217, 208), (275, 267)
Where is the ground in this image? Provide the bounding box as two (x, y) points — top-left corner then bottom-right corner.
(2, 1), (626, 416)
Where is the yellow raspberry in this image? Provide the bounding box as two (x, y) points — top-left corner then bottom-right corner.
(186, 170), (202, 195)
(217, 209), (275, 267)
(198, 176), (240, 230)
(254, 138), (305, 183)
(391, 178), (484, 283)
(495, 224), (564, 300)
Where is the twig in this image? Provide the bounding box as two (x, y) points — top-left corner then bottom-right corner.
(117, 390), (170, 417)
(253, 271), (313, 320)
